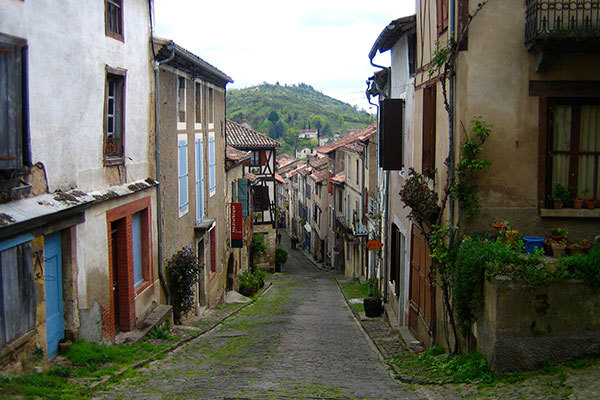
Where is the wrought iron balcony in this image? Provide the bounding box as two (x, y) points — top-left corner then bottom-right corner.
(525, 0), (600, 49)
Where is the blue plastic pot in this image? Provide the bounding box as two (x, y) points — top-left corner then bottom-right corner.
(523, 236), (544, 254)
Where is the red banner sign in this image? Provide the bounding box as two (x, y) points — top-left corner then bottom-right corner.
(231, 203), (243, 248)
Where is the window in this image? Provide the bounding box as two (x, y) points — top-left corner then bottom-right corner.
(356, 159), (359, 185)
(195, 133), (204, 223)
(380, 99), (405, 170)
(422, 84), (436, 177)
(105, 0), (123, 40)
(0, 237), (35, 351)
(338, 190), (343, 212)
(0, 35), (27, 171)
(208, 87), (214, 127)
(250, 151), (261, 166)
(177, 76), (186, 129)
(104, 70), (125, 164)
(547, 101), (600, 202)
(178, 134), (189, 216)
(208, 132), (216, 195)
(329, 206), (334, 228)
(195, 82), (202, 128)
(436, 0), (449, 34)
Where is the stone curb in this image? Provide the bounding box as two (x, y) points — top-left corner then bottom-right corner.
(90, 282), (273, 390)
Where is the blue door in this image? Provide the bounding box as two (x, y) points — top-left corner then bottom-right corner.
(45, 232), (64, 359)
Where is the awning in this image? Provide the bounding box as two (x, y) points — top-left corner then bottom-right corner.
(303, 223), (312, 233)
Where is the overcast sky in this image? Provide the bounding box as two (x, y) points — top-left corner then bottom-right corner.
(154, 0), (415, 112)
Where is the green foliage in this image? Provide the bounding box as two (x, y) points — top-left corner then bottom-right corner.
(146, 325), (175, 341)
(166, 247), (203, 324)
(551, 183), (571, 201)
(390, 346), (495, 384)
(452, 118), (493, 220)
(252, 233), (268, 266)
(238, 269), (267, 295)
(275, 247), (288, 266)
(226, 82), (374, 154)
(366, 277), (381, 300)
(429, 41), (451, 77)
(558, 243), (600, 287)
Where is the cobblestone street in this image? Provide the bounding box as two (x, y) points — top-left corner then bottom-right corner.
(95, 235), (418, 400)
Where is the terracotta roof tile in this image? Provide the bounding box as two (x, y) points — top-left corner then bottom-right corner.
(227, 119), (281, 148)
(315, 125), (376, 154)
(330, 174), (345, 184)
(226, 145), (251, 162)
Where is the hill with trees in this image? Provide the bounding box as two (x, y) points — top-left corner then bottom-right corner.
(226, 82), (374, 155)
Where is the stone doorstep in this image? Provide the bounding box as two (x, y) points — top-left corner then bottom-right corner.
(114, 304), (173, 345)
(383, 302), (400, 335)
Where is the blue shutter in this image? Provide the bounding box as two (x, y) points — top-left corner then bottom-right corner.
(238, 179), (248, 217)
(195, 135), (204, 223)
(178, 137), (188, 212)
(132, 212), (143, 286)
(209, 133), (216, 193)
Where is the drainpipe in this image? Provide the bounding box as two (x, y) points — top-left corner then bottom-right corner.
(368, 55), (391, 300)
(448, 0), (456, 230)
(149, 0), (174, 304)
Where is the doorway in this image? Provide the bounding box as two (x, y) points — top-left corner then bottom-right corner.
(44, 231), (64, 359)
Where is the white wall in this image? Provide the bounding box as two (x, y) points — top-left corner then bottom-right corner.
(0, 0), (152, 192)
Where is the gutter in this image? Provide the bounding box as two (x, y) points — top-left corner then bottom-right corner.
(150, 0), (173, 304)
(448, 0), (456, 230)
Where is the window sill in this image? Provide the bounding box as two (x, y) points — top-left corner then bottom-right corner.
(104, 157), (124, 167)
(540, 208), (600, 218)
(134, 280), (153, 298)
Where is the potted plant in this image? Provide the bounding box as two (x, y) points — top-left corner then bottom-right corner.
(551, 239), (567, 258)
(585, 199), (596, 210)
(275, 247), (288, 272)
(551, 183), (571, 209)
(491, 220), (509, 234)
(363, 278), (383, 317)
(549, 227), (568, 242)
(573, 197), (584, 209)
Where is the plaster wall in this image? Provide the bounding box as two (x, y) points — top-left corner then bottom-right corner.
(0, 0), (152, 192)
(456, 0), (600, 239)
(76, 189), (159, 337)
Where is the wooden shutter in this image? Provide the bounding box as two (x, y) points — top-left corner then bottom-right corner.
(380, 98), (404, 170)
(210, 228), (216, 273)
(238, 179), (249, 217)
(253, 185), (270, 211)
(422, 85), (437, 175)
(436, 0), (449, 34)
(260, 150), (267, 166)
(0, 42), (23, 170)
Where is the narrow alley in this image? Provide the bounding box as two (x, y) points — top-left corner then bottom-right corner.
(95, 233), (418, 400)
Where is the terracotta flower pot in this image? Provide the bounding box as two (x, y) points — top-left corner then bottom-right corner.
(553, 200), (563, 209)
(573, 198), (583, 209)
(585, 200), (596, 210)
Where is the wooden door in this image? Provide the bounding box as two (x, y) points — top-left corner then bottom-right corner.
(408, 228), (434, 337)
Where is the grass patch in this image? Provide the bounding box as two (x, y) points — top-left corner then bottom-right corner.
(390, 345), (496, 385)
(338, 278), (369, 300)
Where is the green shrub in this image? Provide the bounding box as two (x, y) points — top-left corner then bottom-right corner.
(239, 269), (267, 296)
(275, 247), (288, 266)
(166, 247), (203, 324)
(559, 243), (600, 287)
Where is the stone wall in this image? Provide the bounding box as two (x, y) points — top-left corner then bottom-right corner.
(478, 277), (600, 371)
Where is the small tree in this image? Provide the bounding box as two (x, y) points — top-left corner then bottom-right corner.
(166, 247), (202, 324)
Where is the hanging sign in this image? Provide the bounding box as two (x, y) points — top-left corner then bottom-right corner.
(366, 239), (383, 251)
(231, 203), (243, 248)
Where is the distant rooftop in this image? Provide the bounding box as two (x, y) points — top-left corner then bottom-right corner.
(226, 120), (281, 149)
(315, 125), (376, 154)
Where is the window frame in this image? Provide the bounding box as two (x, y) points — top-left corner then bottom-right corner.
(195, 133), (204, 223)
(178, 134), (189, 216)
(208, 131), (216, 196)
(207, 86), (214, 129)
(104, 66), (126, 166)
(422, 84), (437, 177)
(194, 81), (202, 130)
(436, 0), (449, 35)
(177, 75), (186, 130)
(544, 98), (600, 206)
(105, 0), (124, 41)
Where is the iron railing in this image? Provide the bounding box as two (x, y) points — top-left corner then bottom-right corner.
(525, 0), (600, 47)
